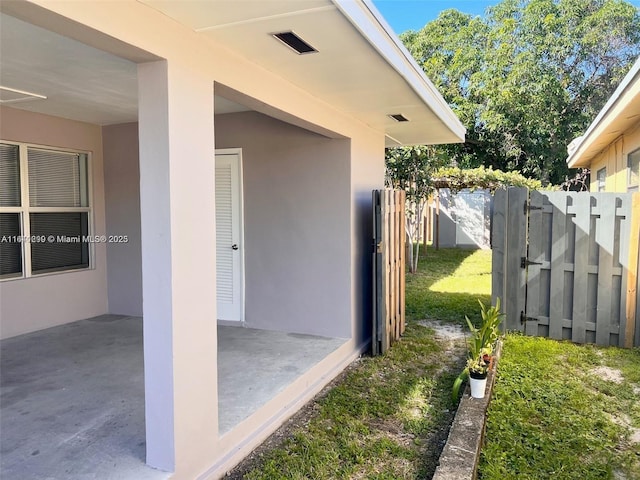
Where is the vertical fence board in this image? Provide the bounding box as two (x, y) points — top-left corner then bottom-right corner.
(492, 188), (507, 309)
(625, 193), (640, 348)
(372, 190), (382, 356)
(572, 192), (591, 344)
(399, 191), (406, 335)
(372, 189), (406, 356)
(504, 188), (528, 331)
(384, 190), (396, 351)
(547, 193), (568, 340)
(525, 190), (543, 336)
(595, 194), (616, 345)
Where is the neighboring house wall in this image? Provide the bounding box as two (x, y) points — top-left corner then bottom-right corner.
(589, 122), (640, 192)
(215, 111), (351, 338)
(103, 123), (143, 316)
(434, 189), (492, 249)
(0, 106), (108, 339)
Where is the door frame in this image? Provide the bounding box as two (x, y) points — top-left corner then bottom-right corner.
(215, 147), (245, 324)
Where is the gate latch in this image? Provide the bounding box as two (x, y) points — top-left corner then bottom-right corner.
(521, 257), (542, 269)
(520, 311), (538, 325)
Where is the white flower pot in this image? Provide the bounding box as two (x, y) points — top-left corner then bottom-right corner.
(470, 375), (487, 399)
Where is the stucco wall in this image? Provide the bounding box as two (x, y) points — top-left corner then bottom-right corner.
(589, 122), (640, 192)
(6, 2), (388, 475)
(216, 111), (352, 338)
(0, 106), (108, 339)
(103, 123), (143, 316)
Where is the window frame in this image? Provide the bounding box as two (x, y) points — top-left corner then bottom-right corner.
(0, 140), (94, 281)
(627, 147), (639, 192)
(596, 166), (606, 192)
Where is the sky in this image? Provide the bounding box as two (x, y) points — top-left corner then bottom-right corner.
(372, 0), (640, 35)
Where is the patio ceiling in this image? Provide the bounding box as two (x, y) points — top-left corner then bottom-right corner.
(0, 13), (249, 125)
(0, 0), (465, 146)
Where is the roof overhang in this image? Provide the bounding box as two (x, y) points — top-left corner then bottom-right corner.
(567, 56), (640, 168)
(135, 0), (466, 146)
(0, 0), (465, 145)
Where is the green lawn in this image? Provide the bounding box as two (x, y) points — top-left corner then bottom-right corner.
(231, 248), (493, 479)
(405, 248), (492, 324)
(229, 246), (640, 479)
(480, 334), (640, 480)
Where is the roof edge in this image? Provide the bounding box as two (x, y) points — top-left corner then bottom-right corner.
(567, 56), (640, 168)
(331, 0), (466, 144)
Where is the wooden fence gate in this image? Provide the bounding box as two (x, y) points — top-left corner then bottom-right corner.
(493, 188), (640, 348)
(372, 189), (406, 355)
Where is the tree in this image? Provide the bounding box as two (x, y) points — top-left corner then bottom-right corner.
(401, 0), (640, 185)
(385, 146), (448, 273)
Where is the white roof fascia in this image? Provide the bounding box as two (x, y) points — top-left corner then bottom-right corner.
(332, 0), (466, 143)
(567, 56), (640, 168)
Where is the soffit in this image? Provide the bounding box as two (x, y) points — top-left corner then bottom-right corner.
(140, 0), (463, 146)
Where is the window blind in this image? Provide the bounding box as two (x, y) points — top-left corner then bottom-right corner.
(30, 212), (89, 274)
(28, 149), (88, 207)
(0, 213), (22, 277)
(0, 143), (21, 207)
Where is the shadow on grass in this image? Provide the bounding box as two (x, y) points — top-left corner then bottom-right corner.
(406, 247), (492, 325)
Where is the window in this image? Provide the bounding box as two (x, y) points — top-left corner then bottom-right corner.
(628, 148), (639, 192)
(596, 167), (606, 192)
(0, 142), (91, 279)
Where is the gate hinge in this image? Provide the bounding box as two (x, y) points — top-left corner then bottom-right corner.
(520, 257), (542, 269)
(524, 201), (543, 215)
(520, 311), (538, 325)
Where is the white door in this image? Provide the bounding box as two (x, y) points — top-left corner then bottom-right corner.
(215, 150), (243, 322)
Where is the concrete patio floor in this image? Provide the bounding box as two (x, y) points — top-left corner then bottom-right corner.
(0, 315), (346, 479)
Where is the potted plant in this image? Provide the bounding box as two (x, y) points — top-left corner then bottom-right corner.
(453, 299), (504, 400)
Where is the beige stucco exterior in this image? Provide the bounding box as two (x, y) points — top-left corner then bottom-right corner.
(0, 106), (109, 338)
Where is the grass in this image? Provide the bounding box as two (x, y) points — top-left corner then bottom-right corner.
(231, 246), (640, 478)
(479, 334), (640, 480)
(241, 324), (463, 479)
(232, 248), (493, 479)
(405, 248), (492, 325)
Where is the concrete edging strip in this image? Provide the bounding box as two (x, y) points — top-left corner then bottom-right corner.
(432, 340), (503, 480)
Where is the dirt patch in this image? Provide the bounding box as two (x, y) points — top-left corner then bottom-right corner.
(418, 319), (466, 342)
(591, 366), (625, 383)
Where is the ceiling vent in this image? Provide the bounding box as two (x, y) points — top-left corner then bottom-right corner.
(388, 113), (409, 122)
(272, 31), (317, 55)
(0, 86), (47, 104)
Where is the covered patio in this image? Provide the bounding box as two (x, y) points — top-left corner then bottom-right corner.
(0, 315), (346, 479)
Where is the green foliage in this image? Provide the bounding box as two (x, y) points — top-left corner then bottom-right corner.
(479, 334), (640, 479)
(386, 145), (451, 272)
(385, 145), (449, 204)
(401, 0), (640, 185)
(433, 165), (542, 192)
(452, 299), (504, 399)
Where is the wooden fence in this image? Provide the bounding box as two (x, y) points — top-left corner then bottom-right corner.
(493, 188), (640, 348)
(372, 189), (406, 355)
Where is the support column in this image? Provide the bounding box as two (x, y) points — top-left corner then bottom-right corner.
(138, 60), (218, 475)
